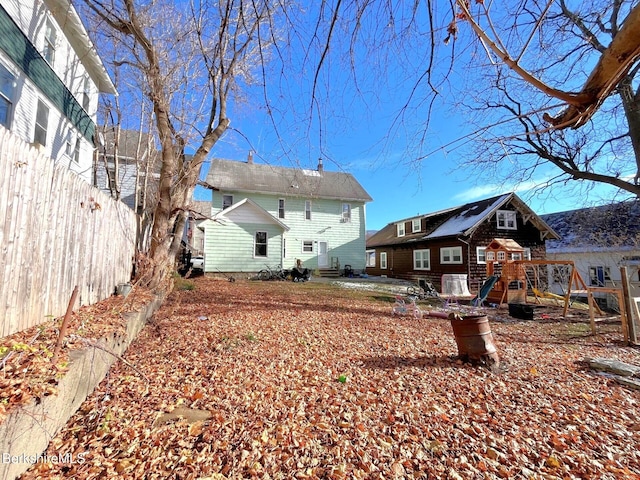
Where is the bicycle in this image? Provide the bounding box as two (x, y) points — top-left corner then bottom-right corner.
(407, 282), (440, 299)
(258, 264), (288, 281)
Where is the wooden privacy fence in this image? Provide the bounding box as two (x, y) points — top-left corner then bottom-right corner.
(0, 127), (137, 337)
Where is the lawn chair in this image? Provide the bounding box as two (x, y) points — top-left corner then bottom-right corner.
(471, 275), (499, 307)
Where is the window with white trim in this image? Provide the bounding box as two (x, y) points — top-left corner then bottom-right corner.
(523, 247), (531, 260)
(34, 100), (49, 146)
(305, 200), (312, 220)
(0, 63), (16, 129)
(342, 203), (351, 222)
(397, 222), (405, 237)
(486, 251), (495, 262)
(72, 136), (81, 163)
(497, 251), (506, 261)
(413, 249), (430, 270)
(302, 240), (314, 253)
(589, 266), (611, 287)
(43, 18), (57, 65)
(222, 194), (233, 209)
(476, 247), (487, 264)
(412, 219), (421, 233)
(380, 252), (387, 269)
(496, 210), (517, 230)
(440, 246), (462, 264)
(254, 231), (267, 257)
(278, 198), (285, 219)
(366, 250), (376, 267)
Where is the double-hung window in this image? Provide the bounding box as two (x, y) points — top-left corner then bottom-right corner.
(413, 249), (430, 270)
(278, 198), (285, 219)
(412, 219), (421, 233)
(254, 231), (267, 257)
(476, 247), (487, 264)
(342, 203), (351, 222)
(302, 240), (314, 253)
(43, 18), (57, 65)
(222, 194), (233, 209)
(397, 222), (405, 237)
(305, 200), (312, 220)
(34, 100), (49, 146)
(496, 210), (517, 230)
(366, 250), (376, 267)
(380, 252), (387, 269)
(0, 63), (16, 129)
(440, 246), (462, 264)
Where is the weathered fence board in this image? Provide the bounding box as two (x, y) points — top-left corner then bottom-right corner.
(0, 127), (138, 337)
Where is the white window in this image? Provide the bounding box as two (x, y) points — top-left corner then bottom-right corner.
(413, 249), (430, 270)
(278, 198), (285, 219)
(397, 222), (405, 237)
(589, 266), (611, 287)
(412, 219), (421, 233)
(254, 231), (267, 257)
(302, 240), (314, 253)
(72, 136), (81, 163)
(43, 18), (57, 65)
(496, 210), (517, 230)
(486, 251), (495, 262)
(222, 194), (233, 209)
(476, 247), (486, 264)
(342, 203), (351, 222)
(305, 200), (312, 220)
(0, 63), (16, 129)
(440, 246), (462, 264)
(497, 251), (506, 261)
(366, 250), (376, 267)
(380, 252), (387, 269)
(511, 252), (522, 261)
(34, 100), (49, 146)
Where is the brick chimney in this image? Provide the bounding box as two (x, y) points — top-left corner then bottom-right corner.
(317, 157), (323, 172)
(247, 151), (254, 164)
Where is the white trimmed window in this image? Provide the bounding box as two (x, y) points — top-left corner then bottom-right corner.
(486, 251), (495, 262)
(380, 252), (387, 269)
(397, 222), (405, 237)
(497, 251), (506, 261)
(366, 250), (376, 267)
(302, 240), (314, 253)
(72, 136), (81, 163)
(440, 246), (462, 264)
(278, 198), (285, 219)
(523, 247), (531, 260)
(0, 63), (16, 129)
(496, 210), (517, 230)
(476, 247), (487, 264)
(305, 200), (312, 220)
(43, 18), (57, 65)
(82, 75), (91, 112)
(222, 194), (233, 209)
(34, 100), (49, 146)
(254, 231), (267, 257)
(412, 219), (421, 233)
(342, 203), (351, 222)
(413, 249), (430, 270)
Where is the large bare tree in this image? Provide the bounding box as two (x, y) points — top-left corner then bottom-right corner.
(450, 0), (640, 199)
(80, 0), (279, 291)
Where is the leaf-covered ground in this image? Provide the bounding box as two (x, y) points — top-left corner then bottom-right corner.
(22, 277), (640, 479)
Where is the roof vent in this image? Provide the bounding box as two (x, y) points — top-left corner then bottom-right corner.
(317, 157), (323, 172)
(247, 151), (254, 164)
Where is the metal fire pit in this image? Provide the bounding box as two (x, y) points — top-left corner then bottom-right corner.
(449, 314), (500, 370)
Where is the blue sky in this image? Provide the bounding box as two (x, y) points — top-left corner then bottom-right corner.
(193, 2), (628, 232)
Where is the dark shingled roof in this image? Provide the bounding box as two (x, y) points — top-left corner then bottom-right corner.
(367, 192), (559, 247)
(542, 200), (640, 253)
(204, 158), (372, 202)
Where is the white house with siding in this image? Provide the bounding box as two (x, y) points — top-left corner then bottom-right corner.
(0, 0), (116, 183)
(200, 157), (373, 275)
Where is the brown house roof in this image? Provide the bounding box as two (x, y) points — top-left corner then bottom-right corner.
(204, 158), (372, 202)
(367, 192), (559, 248)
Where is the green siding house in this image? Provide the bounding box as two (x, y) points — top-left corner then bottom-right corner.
(200, 157), (373, 275)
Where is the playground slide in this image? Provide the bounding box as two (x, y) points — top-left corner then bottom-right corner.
(532, 288), (566, 301)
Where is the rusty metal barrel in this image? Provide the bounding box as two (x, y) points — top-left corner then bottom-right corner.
(449, 314), (499, 369)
